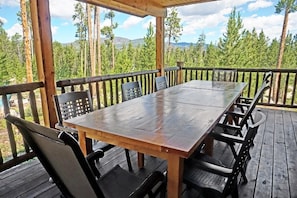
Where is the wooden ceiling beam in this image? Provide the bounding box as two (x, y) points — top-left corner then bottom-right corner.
(78, 0), (166, 17)
(115, 0), (167, 17)
(159, 0), (217, 7)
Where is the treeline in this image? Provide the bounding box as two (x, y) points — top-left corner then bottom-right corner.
(1, 6), (297, 86)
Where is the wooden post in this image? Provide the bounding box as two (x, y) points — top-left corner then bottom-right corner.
(176, 61), (184, 84)
(30, 0), (57, 128)
(156, 17), (164, 77)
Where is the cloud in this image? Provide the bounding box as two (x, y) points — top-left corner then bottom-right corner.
(6, 23), (22, 37)
(0, 16), (7, 24)
(49, 0), (76, 20)
(0, 0), (19, 7)
(120, 16), (143, 28)
(142, 17), (155, 30)
(248, 0), (273, 11)
(51, 26), (58, 35)
(178, 0), (253, 17)
(243, 12), (297, 40)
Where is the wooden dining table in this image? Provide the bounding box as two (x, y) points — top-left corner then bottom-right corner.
(64, 80), (246, 198)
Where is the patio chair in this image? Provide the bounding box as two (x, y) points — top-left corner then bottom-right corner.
(121, 81), (143, 101)
(121, 81), (143, 171)
(209, 110), (265, 183)
(236, 71), (272, 107)
(53, 90), (114, 154)
(183, 111), (266, 198)
(214, 78), (270, 137)
(5, 114), (166, 198)
(155, 76), (168, 91)
(212, 69), (237, 82)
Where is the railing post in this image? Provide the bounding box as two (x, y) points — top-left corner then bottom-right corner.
(176, 61), (184, 84)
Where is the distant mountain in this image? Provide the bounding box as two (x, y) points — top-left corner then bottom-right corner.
(63, 37), (197, 48)
(171, 42), (194, 48)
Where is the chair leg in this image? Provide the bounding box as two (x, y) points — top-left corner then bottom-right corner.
(240, 169), (248, 184)
(231, 183), (239, 198)
(125, 149), (133, 171)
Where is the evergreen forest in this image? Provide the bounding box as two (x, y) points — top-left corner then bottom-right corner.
(1, 5), (297, 87)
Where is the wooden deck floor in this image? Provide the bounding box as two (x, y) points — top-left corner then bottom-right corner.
(0, 108), (296, 198)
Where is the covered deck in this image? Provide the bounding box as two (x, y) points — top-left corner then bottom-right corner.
(1, 108), (296, 197)
(1, 0), (297, 197)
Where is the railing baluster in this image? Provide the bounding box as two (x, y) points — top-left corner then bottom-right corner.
(103, 81), (107, 107)
(291, 72), (297, 106)
(96, 82), (100, 109)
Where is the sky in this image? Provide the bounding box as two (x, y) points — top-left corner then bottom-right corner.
(0, 0), (297, 44)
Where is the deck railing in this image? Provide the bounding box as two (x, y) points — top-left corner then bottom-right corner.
(0, 82), (44, 171)
(0, 66), (296, 172)
(182, 67), (297, 108)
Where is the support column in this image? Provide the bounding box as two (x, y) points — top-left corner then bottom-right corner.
(156, 17), (164, 76)
(30, 0), (57, 128)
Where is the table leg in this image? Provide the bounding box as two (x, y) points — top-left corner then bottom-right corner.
(137, 152), (144, 168)
(78, 130), (87, 156)
(167, 155), (184, 198)
(204, 136), (214, 156)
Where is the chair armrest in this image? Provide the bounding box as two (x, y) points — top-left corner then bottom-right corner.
(216, 123), (241, 131)
(86, 149), (104, 178)
(86, 149), (104, 162)
(235, 102), (250, 108)
(238, 97), (253, 104)
(210, 131), (244, 144)
(225, 111), (245, 118)
(129, 171), (165, 198)
(55, 123), (78, 134)
(186, 158), (232, 177)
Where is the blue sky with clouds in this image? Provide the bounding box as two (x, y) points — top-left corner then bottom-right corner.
(1, 0), (297, 44)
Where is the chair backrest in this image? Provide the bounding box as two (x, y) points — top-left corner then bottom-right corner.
(212, 69), (237, 82)
(155, 76), (168, 91)
(239, 80), (270, 127)
(121, 81), (143, 102)
(54, 90), (93, 127)
(263, 71), (272, 84)
(223, 110), (266, 195)
(5, 114), (104, 198)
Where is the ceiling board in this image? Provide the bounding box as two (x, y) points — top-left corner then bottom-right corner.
(78, 0), (217, 17)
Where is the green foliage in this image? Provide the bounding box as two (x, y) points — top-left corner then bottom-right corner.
(1, 3), (297, 83)
(0, 22), (25, 85)
(218, 8), (244, 67)
(275, 0), (297, 13)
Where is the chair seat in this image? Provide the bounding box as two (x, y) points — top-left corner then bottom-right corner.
(99, 165), (164, 198)
(184, 159), (229, 195)
(98, 165), (143, 197)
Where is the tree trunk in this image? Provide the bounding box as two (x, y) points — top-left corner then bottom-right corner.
(87, 4), (95, 77)
(273, 7), (289, 103)
(20, 0), (33, 83)
(96, 7), (101, 76)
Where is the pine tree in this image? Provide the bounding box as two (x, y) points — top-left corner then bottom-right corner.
(165, 7), (182, 66)
(274, 0), (297, 101)
(218, 8), (243, 67)
(101, 10), (118, 69)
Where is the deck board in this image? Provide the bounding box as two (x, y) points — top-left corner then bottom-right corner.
(0, 108), (296, 198)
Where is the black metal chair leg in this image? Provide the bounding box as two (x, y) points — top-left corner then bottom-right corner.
(125, 149), (133, 171)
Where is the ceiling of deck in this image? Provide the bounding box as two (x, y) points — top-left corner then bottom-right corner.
(78, 0), (218, 17)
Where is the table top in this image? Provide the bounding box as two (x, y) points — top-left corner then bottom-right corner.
(64, 80), (246, 158)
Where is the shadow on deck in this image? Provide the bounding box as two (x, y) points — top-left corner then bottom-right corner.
(1, 108), (297, 198)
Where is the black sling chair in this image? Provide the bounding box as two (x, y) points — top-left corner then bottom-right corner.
(5, 114), (166, 198)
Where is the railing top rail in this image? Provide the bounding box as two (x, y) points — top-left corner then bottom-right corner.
(56, 69), (159, 87)
(0, 82), (44, 95)
(182, 67), (297, 73)
(165, 66), (179, 72)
